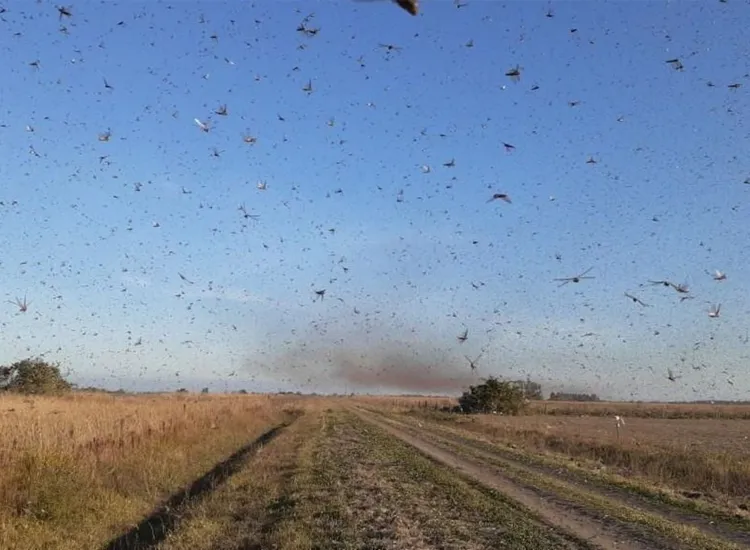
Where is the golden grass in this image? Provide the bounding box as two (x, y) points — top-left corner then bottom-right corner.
(4, 391), (749, 549)
(0, 391), (306, 550)
(352, 394), (456, 413)
(529, 400), (750, 420)
(399, 410), (750, 508)
(353, 395), (750, 420)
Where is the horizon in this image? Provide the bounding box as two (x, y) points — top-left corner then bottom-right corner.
(39, 381), (750, 405)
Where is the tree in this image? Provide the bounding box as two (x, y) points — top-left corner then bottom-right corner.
(458, 376), (527, 415)
(512, 377), (543, 400)
(0, 357), (72, 395)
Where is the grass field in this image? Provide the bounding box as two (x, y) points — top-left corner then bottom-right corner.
(2, 393), (750, 550)
(363, 395), (750, 419)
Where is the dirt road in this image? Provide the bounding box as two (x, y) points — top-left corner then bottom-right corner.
(354, 408), (747, 550)
(112, 407), (746, 550)
(154, 408), (599, 550)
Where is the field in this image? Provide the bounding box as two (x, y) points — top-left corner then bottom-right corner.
(2, 394), (750, 550)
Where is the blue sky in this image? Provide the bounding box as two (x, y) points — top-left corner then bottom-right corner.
(0, 0), (748, 400)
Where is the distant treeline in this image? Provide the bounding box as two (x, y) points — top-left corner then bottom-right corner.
(666, 400), (750, 405)
(506, 381), (602, 403)
(75, 386), (127, 394)
(69, 385), (750, 405)
(548, 392), (601, 402)
(510, 379), (543, 400)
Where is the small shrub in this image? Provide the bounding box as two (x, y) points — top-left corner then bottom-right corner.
(458, 376), (526, 415)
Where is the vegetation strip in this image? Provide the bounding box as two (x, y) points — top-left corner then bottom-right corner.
(259, 408), (360, 549)
(103, 417), (297, 550)
(364, 410), (745, 550)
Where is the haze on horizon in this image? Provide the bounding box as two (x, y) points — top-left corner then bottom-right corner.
(0, 0), (748, 402)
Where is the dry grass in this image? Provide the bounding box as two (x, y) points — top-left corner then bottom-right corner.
(352, 396), (750, 510)
(0, 391), (306, 550)
(352, 394), (456, 413)
(155, 405), (329, 550)
(466, 415), (750, 458)
(353, 395), (750, 420)
(529, 400), (750, 420)
(401, 410), (750, 507)
(5, 391), (750, 549)
(366, 412), (749, 550)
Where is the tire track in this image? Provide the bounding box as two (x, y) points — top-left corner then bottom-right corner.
(378, 410), (750, 548)
(354, 409), (712, 550)
(102, 418), (297, 550)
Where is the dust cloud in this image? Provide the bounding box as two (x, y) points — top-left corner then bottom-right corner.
(255, 320), (480, 394)
(329, 346), (479, 393)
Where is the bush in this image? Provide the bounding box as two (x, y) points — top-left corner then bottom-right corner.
(458, 376), (527, 415)
(0, 357), (72, 395)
